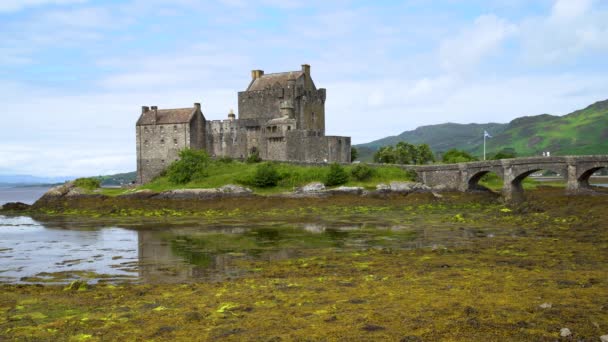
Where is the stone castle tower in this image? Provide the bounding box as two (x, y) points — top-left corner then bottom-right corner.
(136, 64), (351, 184)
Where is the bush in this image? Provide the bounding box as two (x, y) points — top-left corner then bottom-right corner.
(167, 149), (210, 184)
(251, 162), (280, 187)
(350, 163), (373, 181)
(246, 149), (262, 164)
(73, 177), (101, 190)
(404, 169), (418, 181)
(325, 163), (349, 186)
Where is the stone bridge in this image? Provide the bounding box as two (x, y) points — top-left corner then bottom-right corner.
(411, 155), (608, 201)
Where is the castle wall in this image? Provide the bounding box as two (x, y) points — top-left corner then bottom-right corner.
(284, 131), (351, 163)
(238, 89), (284, 121)
(136, 122), (191, 184)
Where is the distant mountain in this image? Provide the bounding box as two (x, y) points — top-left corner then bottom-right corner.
(356, 99), (608, 161)
(96, 171), (136, 186)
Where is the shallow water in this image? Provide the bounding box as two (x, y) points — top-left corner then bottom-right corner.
(0, 214), (512, 284)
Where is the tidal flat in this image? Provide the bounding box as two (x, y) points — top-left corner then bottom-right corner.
(1, 189), (607, 341)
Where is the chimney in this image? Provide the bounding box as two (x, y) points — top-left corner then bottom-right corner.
(151, 106), (158, 123)
(301, 64), (310, 75)
(194, 102), (201, 111)
(228, 108), (236, 121)
(141, 106), (149, 114)
(251, 69), (264, 80)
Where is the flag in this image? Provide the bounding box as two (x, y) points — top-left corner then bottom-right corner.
(484, 130), (492, 138)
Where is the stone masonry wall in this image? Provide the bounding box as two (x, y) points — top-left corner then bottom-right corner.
(137, 123), (191, 184)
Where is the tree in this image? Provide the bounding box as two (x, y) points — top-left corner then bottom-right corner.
(167, 149), (210, 184)
(442, 149), (478, 164)
(416, 144), (435, 164)
(350, 147), (359, 162)
(373, 146), (396, 164)
(373, 142), (435, 165)
(351, 163), (373, 181)
(491, 148), (517, 160)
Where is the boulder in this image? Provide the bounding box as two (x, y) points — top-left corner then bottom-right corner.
(389, 182), (413, 192)
(40, 182), (74, 199)
(156, 189), (220, 200)
(1, 202), (30, 211)
(297, 182), (326, 193)
(329, 186), (365, 195)
(376, 183), (390, 192)
(218, 184), (253, 194)
(432, 184), (448, 192)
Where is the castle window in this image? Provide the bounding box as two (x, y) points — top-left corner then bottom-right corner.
(173, 125), (177, 131)
(144, 127), (149, 133)
(160, 139), (165, 144)
(144, 140), (149, 146)
(160, 126), (164, 132)
(287, 126), (291, 131)
(161, 159), (165, 164)
(173, 138), (178, 145)
(312, 112), (316, 123)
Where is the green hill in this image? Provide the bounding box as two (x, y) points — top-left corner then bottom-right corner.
(356, 99), (608, 161)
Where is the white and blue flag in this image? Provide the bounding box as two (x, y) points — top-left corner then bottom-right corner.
(484, 130), (492, 138)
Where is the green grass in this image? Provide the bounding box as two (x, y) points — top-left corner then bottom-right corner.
(99, 161), (416, 196)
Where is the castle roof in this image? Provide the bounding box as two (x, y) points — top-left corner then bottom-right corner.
(247, 71), (304, 91)
(137, 107), (197, 125)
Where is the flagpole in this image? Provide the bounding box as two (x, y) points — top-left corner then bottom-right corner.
(483, 134), (486, 161)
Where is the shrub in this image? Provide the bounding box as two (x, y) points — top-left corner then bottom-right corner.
(350, 163), (373, 181)
(246, 149), (262, 164)
(167, 149), (210, 184)
(251, 162), (280, 187)
(325, 163), (349, 186)
(73, 177), (101, 190)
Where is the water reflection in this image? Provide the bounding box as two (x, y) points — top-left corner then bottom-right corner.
(0, 215), (510, 284)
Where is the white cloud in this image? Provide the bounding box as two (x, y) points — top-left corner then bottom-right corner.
(439, 14), (517, 73)
(0, 0), (87, 13)
(521, 0), (608, 63)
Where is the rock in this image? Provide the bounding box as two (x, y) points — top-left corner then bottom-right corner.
(411, 183), (431, 191)
(389, 181), (413, 192)
(156, 189), (220, 200)
(65, 187), (86, 197)
(329, 186), (364, 195)
(218, 184), (252, 194)
(0, 202), (30, 211)
(432, 192), (443, 199)
(539, 303), (552, 309)
(600, 335), (608, 342)
(376, 183), (390, 192)
(39, 182), (74, 199)
(433, 184), (448, 191)
(298, 182), (325, 193)
(560, 328), (571, 337)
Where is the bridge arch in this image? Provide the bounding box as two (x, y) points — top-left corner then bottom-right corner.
(507, 165), (567, 201)
(467, 170), (502, 191)
(577, 166), (606, 189)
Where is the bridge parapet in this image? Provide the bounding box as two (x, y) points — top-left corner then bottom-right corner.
(385, 155), (608, 201)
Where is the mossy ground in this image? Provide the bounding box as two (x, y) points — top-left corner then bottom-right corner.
(2, 189), (608, 341)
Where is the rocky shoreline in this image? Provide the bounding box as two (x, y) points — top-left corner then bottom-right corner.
(1, 180), (454, 213)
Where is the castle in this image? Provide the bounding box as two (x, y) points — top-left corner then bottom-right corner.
(136, 64), (351, 184)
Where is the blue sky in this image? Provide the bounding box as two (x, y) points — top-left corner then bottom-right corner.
(1, 0), (607, 177)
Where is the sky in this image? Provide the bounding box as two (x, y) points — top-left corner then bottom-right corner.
(1, 0), (607, 177)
